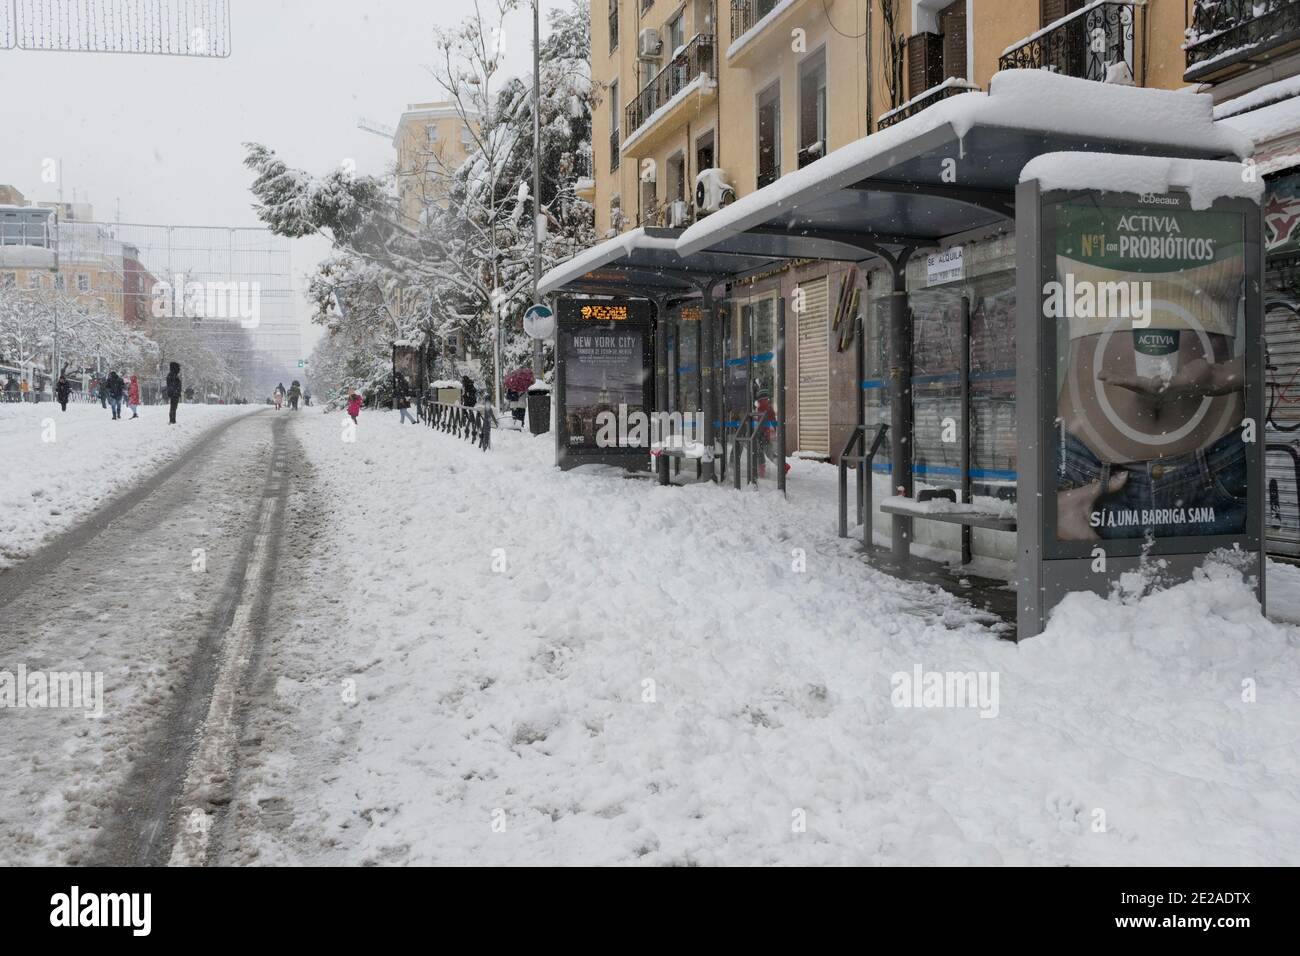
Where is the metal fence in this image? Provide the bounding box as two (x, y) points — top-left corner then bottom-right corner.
(423, 400), (495, 451)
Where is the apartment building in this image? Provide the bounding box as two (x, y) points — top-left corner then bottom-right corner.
(0, 188), (127, 321)
(591, 0), (1191, 457)
(392, 102), (481, 228)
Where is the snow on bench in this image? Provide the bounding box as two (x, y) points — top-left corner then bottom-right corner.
(880, 494), (1017, 532)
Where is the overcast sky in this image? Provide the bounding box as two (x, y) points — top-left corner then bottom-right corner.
(2, 0), (564, 348)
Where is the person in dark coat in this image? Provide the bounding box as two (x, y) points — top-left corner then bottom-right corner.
(288, 380), (302, 411)
(55, 374), (72, 411)
(104, 370), (126, 420)
(166, 362), (182, 425)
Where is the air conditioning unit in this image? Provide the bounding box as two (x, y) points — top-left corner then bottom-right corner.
(668, 199), (689, 228)
(695, 168), (735, 214)
(638, 28), (662, 60)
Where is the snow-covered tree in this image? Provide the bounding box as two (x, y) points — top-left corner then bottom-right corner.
(243, 0), (595, 403)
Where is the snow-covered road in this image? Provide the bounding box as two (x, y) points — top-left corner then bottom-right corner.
(227, 410), (1300, 866)
(3, 403), (1298, 865)
(0, 407), (296, 865)
(0, 402), (261, 570)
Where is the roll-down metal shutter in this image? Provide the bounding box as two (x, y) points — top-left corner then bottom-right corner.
(797, 277), (830, 456)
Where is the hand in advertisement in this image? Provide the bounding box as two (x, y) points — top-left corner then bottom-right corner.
(1098, 356), (1245, 403)
(1057, 470), (1128, 541)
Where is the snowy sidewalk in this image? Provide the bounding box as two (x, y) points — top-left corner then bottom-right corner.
(0, 402), (259, 570)
(257, 409), (1300, 865)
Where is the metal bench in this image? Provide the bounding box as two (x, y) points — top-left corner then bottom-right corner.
(880, 489), (1017, 534)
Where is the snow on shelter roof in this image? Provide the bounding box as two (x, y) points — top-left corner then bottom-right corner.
(538, 226), (782, 298)
(1020, 153), (1264, 209)
(677, 70), (1251, 259)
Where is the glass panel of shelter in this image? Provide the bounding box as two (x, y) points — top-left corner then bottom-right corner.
(862, 241), (1018, 519)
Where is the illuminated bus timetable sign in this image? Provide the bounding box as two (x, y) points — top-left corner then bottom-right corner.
(579, 303), (629, 321)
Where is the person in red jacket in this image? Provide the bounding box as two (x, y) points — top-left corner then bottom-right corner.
(346, 388), (362, 424)
(127, 374), (141, 419)
(754, 389), (790, 478)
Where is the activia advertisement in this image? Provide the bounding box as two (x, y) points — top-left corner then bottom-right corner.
(1048, 198), (1248, 543)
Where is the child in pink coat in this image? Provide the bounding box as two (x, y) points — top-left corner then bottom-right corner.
(346, 389), (362, 423)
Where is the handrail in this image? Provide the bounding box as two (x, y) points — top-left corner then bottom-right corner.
(1186, 0), (1300, 76)
(999, 1), (1139, 85)
(838, 422), (889, 547)
(730, 411), (766, 489)
(423, 399), (495, 451)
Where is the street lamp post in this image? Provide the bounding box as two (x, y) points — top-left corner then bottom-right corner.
(531, 0), (543, 377)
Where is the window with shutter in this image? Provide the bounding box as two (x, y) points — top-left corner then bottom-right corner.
(798, 50), (827, 168)
(1041, 0), (1085, 28)
(756, 82), (781, 189)
(939, 0), (967, 81)
(906, 32), (943, 100)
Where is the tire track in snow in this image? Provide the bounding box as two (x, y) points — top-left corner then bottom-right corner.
(85, 414), (291, 865)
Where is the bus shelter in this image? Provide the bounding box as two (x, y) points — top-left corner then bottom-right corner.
(676, 70), (1262, 637)
(539, 226), (868, 489)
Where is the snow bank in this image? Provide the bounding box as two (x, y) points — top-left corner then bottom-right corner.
(251, 410), (1300, 865)
(0, 402), (258, 569)
(1020, 153), (1263, 209)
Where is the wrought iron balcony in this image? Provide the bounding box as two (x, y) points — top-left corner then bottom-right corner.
(1185, 0), (1300, 80)
(730, 0), (780, 42)
(877, 79), (978, 131)
(624, 33), (715, 140)
(999, 1), (1140, 84)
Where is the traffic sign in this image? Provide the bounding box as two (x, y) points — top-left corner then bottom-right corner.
(523, 303), (555, 340)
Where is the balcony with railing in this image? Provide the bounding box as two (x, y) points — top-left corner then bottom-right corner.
(999, 1), (1142, 86)
(877, 77), (979, 131)
(622, 33), (716, 155)
(730, 0), (779, 40)
(728, 0), (808, 65)
(1185, 0), (1300, 83)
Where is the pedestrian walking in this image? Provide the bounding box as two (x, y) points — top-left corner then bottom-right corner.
(166, 362), (182, 425)
(288, 380), (301, 411)
(3, 374), (18, 402)
(20, 378), (29, 402)
(346, 388), (362, 424)
(127, 374), (141, 419)
(55, 374), (71, 411)
(104, 370), (125, 420)
(394, 375), (417, 425)
(273, 382), (285, 410)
